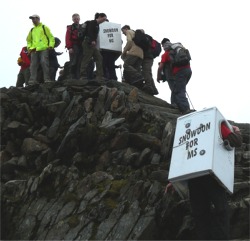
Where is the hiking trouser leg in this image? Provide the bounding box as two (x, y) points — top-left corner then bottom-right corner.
(16, 70), (25, 87)
(123, 55), (143, 82)
(173, 68), (192, 112)
(23, 68), (30, 86)
(188, 177), (212, 240)
(207, 177), (230, 240)
(167, 78), (177, 106)
(49, 66), (58, 81)
(92, 48), (103, 79)
(142, 58), (153, 86)
(80, 41), (94, 78)
(40, 50), (50, 82)
(29, 51), (40, 83)
(70, 44), (83, 79)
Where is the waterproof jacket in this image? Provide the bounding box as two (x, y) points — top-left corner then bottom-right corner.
(26, 22), (55, 52)
(85, 20), (99, 43)
(19, 47), (30, 70)
(161, 50), (190, 75)
(123, 30), (143, 59)
(65, 23), (82, 49)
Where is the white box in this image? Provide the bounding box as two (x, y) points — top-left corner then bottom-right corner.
(97, 22), (122, 52)
(168, 107), (235, 196)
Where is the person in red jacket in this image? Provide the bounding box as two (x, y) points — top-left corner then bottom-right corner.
(157, 38), (192, 114)
(16, 46), (31, 87)
(65, 13), (94, 79)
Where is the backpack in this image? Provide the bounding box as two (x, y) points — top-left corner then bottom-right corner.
(133, 29), (151, 51)
(77, 21), (90, 41)
(151, 39), (162, 58)
(169, 42), (191, 66)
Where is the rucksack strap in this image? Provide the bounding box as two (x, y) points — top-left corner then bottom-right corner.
(30, 25), (50, 46)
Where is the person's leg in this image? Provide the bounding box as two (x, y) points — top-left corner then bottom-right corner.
(80, 41), (94, 79)
(92, 48), (103, 79)
(123, 55), (143, 83)
(207, 177), (230, 240)
(40, 49), (50, 82)
(23, 68), (30, 86)
(75, 44), (83, 79)
(188, 177), (212, 240)
(167, 78), (177, 107)
(16, 70), (25, 87)
(142, 58), (158, 95)
(29, 51), (40, 84)
(173, 68), (191, 113)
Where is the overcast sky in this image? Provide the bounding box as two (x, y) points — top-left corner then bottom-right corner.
(1, 0), (249, 123)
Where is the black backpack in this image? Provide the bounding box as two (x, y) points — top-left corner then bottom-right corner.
(133, 29), (151, 51)
(151, 39), (162, 58)
(77, 21), (90, 41)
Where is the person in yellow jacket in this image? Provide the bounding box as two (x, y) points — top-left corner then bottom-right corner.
(26, 14), (55, 85)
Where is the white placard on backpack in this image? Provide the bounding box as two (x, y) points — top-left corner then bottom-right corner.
(168, 107), (235, 197)
(97, 22), (122, 52)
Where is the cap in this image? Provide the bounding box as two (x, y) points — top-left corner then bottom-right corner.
(29, 14), (40, 19)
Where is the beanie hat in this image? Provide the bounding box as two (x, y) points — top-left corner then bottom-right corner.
(161, 38), (170, 44)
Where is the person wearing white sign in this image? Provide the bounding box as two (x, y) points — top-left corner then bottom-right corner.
(166, 123), (242, 240)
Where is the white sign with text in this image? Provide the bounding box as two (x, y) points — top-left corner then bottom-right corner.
(168, 107), (235, 195)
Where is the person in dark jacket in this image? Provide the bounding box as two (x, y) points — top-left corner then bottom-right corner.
(49, 37), (63, 81)
(80, 12), (107, 80)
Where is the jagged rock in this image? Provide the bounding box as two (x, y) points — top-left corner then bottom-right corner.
(0, 80), (249, 240)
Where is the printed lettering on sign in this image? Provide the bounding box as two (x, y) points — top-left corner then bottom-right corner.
(177, 122), (211, 160)
(103, 28), (118, 43)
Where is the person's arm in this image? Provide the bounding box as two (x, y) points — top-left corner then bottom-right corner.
(221, 122), (242, 148)
(157, 62), (165, 82)
(65, 26), (73, 50)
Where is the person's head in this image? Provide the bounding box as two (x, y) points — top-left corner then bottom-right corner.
(161, 38), (170, 44)
(121, 25), (130, 35)
(94, 13), (107, 24)
(54, 37), (61, 48)
(161, 38), (171, 50)
(29, 14), (40, 26)
(72, 13), (80, 24)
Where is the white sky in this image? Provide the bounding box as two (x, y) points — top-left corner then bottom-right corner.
(1, 0), (249, 123)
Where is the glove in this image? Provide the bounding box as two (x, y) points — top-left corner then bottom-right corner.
(17, 57), (23, 66)
(226, 132), (242, 148)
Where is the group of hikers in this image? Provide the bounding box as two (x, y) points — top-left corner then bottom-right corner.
(15, 12), (245, 241)
(16, 12), (192, 114)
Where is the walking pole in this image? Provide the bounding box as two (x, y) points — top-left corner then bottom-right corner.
(186, 91), (195, 110)
(119, 64), (123, 81)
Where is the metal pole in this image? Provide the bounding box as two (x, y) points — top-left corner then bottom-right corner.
(186, 91), (195, 110)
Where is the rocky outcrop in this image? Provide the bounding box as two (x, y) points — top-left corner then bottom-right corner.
(1, 79), (249, 240)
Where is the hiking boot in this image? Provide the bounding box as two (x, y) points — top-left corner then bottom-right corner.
(142, 85), (154, 95)
(181, 109), (196, 115)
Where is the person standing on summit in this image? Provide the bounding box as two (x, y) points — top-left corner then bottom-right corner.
(80, 12), (107, 80)
(26, 14), (55, 85)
